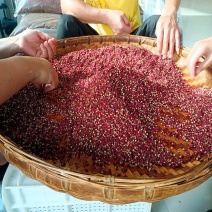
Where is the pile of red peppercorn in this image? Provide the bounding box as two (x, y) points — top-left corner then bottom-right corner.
(0, 45), (211, 172)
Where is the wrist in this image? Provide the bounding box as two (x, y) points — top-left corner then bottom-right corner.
(17, 56), (38, 81)
(7, 35), (22, 55)
(162, 1), (178, 17)
(98, 8), (111, 25)
(161, 8), (177, 17)
(14, 33), (24, 53)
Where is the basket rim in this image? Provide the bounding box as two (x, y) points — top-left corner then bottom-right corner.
(1, 35), (212, 181)
(0, 35), (212, 203)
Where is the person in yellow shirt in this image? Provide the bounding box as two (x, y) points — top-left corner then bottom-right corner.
(57, 0), (181, 58)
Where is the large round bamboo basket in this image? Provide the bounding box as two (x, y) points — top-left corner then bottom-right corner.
(0, 35), (212, 204)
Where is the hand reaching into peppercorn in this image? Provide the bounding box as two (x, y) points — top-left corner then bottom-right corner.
(16, 29), (57, 59)
(155, 0), (181, 59)
(0, 29), (59, 105)
(185, 37), (212, 77)
(0, 56), (59, 104)
(156, 14), (181, 58)
(28, 57), (59, 92)
(0, 29), (57, 59)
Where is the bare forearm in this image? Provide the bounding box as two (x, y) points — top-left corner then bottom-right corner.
(0, 36), (21, 59)
(0, 56), (35, 104)
(162, 0), (181, 16)
(61, 0), (109, 24)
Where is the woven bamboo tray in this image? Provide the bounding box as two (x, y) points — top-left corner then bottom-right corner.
(0, 35), (212, 204)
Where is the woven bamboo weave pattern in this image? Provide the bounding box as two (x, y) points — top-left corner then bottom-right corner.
(0, 35), (211, 203)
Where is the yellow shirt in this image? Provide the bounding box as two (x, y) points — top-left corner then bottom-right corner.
(84, 0), (141, 35)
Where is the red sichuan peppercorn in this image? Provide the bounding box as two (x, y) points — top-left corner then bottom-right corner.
(0, 45), (211, 171)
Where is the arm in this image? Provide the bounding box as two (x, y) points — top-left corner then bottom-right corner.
(0, 29), (59, 105)
(186, 37), (212, 77)
(61, 0), (106, 24)
(0, 56), (59, 105)
(155, 0), (181, 58)
(0, 36), (20, 58)
(60, 0), (132, 34)
(0, 29), (56, 59)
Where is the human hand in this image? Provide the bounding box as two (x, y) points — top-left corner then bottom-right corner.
(16, 29), (57, 59)
(185, 37), (212, 77)
(155, 14), (181, 58)
(29, 57), (59, 92)
(106, 10), (132, 35)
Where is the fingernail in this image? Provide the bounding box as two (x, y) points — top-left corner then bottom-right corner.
(45, 83), (52, 87)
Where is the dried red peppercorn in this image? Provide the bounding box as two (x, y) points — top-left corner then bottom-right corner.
(0, 45), (211, 171)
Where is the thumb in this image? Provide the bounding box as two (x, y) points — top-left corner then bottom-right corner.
(121, 14), (131, 27)
(195, 57), (211, 76)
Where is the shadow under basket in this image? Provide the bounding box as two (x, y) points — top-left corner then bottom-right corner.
(0, 35), (212, 204)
